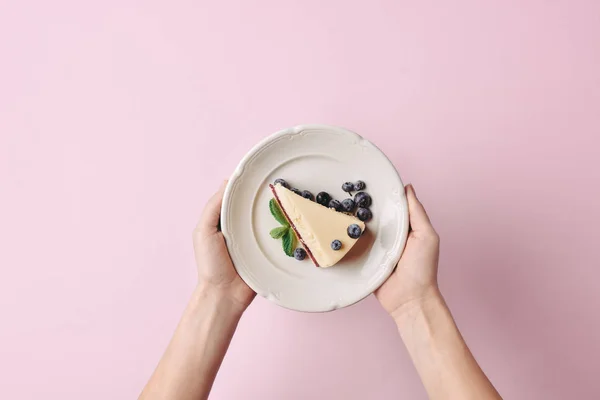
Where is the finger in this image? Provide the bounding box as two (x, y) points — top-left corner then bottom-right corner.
(405, 184), (436, 235)
(196, 180), (228, 235)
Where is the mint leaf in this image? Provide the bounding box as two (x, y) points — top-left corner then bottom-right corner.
(282, 228), (297, 257)
(269, 198), (289, 226)
(270, 226), (288, 239)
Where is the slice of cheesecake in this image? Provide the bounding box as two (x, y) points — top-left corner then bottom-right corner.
(270, 183), (365, 268)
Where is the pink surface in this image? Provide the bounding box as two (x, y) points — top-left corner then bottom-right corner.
(1, 1), (599, 399)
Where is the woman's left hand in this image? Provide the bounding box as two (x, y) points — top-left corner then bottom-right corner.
(193, 181), (255, 311)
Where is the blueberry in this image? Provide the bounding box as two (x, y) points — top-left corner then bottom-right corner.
(291, 188), (302, 196)
(301, 190), (314, 201)
(347, 224), (362, 239)
(354, 180), (366, 191)
(356, 207), (372, 221)
(341, 198), (356, 212)
(342, 182), (355, 193)
(354, 192), (372, 208)
(274, 179), (290, 189)
(294, 248), (307, 260)
(316, 191), (331, 206)
(328, 199), (342, 211)
(331, 240), (342, 251)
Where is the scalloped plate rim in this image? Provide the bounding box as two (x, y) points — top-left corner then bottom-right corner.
(220, 124), (409, 312)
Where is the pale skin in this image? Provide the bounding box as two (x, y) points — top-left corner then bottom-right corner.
(140, 182), (502, 400)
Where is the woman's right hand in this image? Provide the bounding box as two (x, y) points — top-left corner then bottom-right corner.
(376, 185), (502, 400)
(375, 184), (441, 319)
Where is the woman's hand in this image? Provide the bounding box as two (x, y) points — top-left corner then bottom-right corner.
(141, 182), (256, 400)
(375, 184), (440, 319)
(375, 185), (502, 399)
(192, 181), (255, 311)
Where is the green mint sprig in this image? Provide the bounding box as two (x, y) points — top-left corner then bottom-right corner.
(269, 226), (288, 239)
(269, 198), (297, 257)
(269, 198), (288, 226)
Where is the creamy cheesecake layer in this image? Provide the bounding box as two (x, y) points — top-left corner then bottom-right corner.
(273, 184), (365, 268)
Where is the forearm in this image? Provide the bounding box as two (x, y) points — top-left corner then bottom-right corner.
(395, 290), (501, 400)
(140, 285), (245, 400)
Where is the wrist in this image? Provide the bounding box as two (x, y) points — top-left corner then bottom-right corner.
(192, 283), (248, 319)
(391, 287), (444, 327)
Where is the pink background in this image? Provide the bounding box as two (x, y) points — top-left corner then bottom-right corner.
(1, 1), (599, 399)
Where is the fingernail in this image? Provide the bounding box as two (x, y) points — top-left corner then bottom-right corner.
(407, 183), (417, 197)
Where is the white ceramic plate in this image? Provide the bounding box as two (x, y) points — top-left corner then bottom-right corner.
(221, 125), (408, 312)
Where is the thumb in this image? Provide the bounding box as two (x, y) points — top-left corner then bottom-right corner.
(405, 184), (436, 235)
(196, 180), (228, 236)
